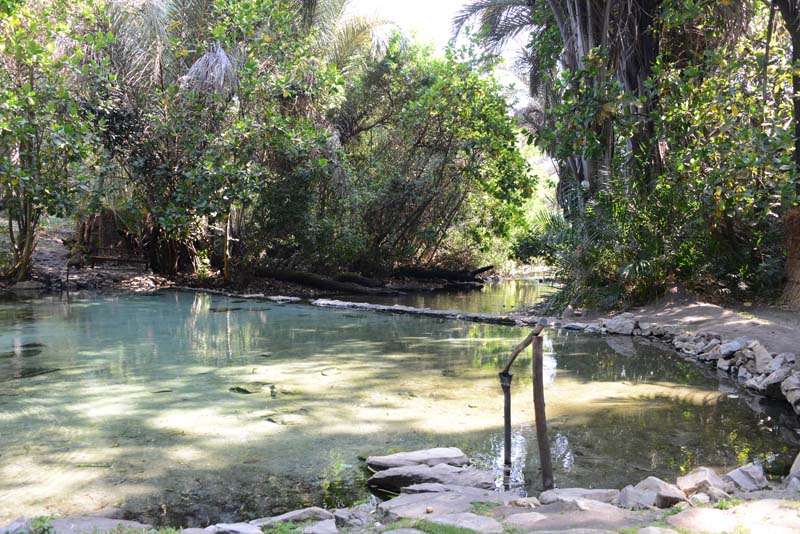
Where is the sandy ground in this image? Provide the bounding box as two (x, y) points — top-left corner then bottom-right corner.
(585, 288), (800, 356)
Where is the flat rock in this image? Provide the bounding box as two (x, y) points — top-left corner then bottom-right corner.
(638, 528), (678, 534)
(368, 463), (494, 494)
(539, 488), (620, 504)
(366, 447), (469, 471)
(206, 524), (261, 534)
(250, 507), (333, 527)
(726, 463), (769, 491)
(616, 485), (655, 509)
(181, 530), (208, 534)
(633, 477), (686, 508)
(429, 513), (503, 534)
(378, 492), (475, 521)
(48, 518), (152, 534)
(0, 519), (29, 534)
(667, 508), (738, 533)
(399, 483), (510, 504)
(302, 519), (337, 534)
(503, 512), (547, 530)
(676, 467), (726, 495)
(382, 530), (425, 534)
(731, 498), (800, 534)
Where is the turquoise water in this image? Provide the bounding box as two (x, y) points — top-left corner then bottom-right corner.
(0, 291), (797, 526)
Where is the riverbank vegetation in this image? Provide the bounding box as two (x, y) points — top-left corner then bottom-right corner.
(0, 0), (532, 284)
(3, 0), (800, 310)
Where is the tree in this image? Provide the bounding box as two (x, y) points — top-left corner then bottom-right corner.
(0, 0), (97, 280)
(773, 0), (800, 305)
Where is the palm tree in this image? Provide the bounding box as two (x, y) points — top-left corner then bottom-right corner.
(298, 0), (390, 75)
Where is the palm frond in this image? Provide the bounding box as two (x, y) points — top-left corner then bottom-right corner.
(451, 0), (534, 51)
(180, 44), (237, 99)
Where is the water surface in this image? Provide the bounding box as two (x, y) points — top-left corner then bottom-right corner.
(0, 291), (796, 525)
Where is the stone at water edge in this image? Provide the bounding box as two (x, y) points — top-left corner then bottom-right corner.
(633, 477), (687, 508)
(250, 507), (333, 527)
(676, 467), (727, 496)
(616, 485), (656, 509)
(366, 447), (469, 471)
(206, 524), (261, 534)
(604, 313), (637, 335)
(302, 519), (337, 534)
(539, 488), (620, 504)
(429, 512), (503, 534)
(725, 463), (769, 491)
(333, 504), (373, 529)
(367, 462), (494, 494)
(782, 371), (800, 414)
(749, 340), (775, 374)
(719, 338), (749, 358)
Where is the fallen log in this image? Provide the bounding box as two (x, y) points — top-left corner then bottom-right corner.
(396, 265), (494, 282)
(310, 299), (526, 326)
(255, 268), (405, 296)
(333, 272), (386, 288)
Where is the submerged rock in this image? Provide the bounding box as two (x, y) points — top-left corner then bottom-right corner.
(368, 463), (494, 494)
(366, 447), (470, 471)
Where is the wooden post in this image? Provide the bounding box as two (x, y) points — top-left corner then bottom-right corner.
(532, 335), (554, 490)
(499, 370), (513, 490)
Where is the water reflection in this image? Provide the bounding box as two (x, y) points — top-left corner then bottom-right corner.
(0, 291), (797, 525)
(350, 278), (556, 314)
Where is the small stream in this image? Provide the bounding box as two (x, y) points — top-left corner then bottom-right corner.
(0, 288), (797, 525)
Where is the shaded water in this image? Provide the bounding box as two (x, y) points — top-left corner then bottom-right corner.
(352, 278), (556, 314)
(0, 291), (797, 525)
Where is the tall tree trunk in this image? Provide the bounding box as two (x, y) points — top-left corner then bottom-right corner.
(774, 0), (800, 307)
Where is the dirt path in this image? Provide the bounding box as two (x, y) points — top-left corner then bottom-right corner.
(582, 289), (800, 356)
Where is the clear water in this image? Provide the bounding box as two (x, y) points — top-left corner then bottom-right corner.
(351, 278), (557, 314)
(0, 291), (797, 526)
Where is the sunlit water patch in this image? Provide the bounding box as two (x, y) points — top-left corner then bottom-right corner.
(0, 291), (797, 526)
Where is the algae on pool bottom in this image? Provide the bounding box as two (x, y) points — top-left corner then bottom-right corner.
(0, 290), (796, 524)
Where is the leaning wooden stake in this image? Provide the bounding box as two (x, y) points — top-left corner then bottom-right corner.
(499, 319), (548, 490)
(532, 335), (554, 490)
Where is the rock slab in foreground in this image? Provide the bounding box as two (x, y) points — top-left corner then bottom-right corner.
(633, 477), (687, 508)
(539, 487), (620, 504)
(368, 463), (495, 494)
(429, 513), (503, 534)
(302, 519), (337, 534)
(250, 507), (334, 527)
(48, 518), (152, 534)
(366, 447), (469, 471)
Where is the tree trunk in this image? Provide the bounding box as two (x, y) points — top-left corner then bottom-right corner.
(783, 207), (800, 306)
